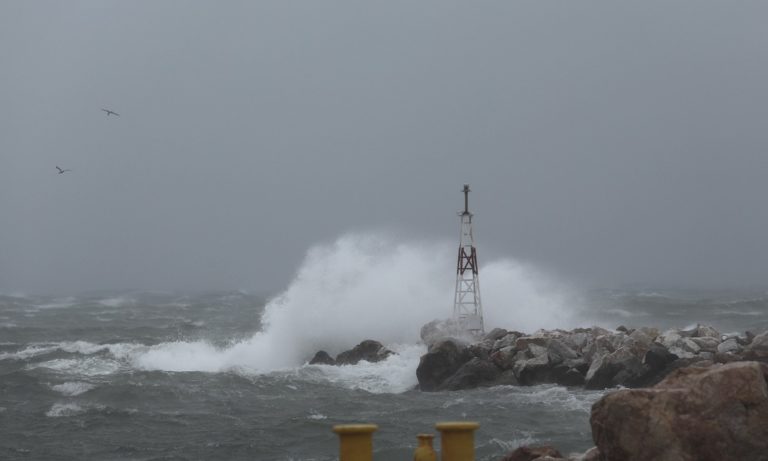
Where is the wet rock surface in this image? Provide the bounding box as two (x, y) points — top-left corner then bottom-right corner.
(590, 361), (768, 461)
(309, 340), (395, 366)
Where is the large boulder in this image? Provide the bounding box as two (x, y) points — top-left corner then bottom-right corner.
(308, 350), (336, 365)
(437, 357), (502, 391)
(416, 339), (472, 391)
(744, 331), (768, 361)
(591, 361), (768, 461)
(717, 337), (742, 354)
(584, 346), (647, 390)
(335, 340), (394, 365)
(513, 343), (553, 385)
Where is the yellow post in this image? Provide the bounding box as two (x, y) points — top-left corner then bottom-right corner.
(413, 433), (437, 461)
(435, 421), (480, 461)
(332, 424), (378, 461)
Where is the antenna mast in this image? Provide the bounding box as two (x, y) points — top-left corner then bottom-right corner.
(452, 184), (485, 335)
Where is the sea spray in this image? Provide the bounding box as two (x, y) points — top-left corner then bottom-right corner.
(133, 233), (579, 373)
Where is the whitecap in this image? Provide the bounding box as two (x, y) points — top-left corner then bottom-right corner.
(301, 343), (425, 394)
(31, 357), (122, 376)
(510, 385), (604, 413)
(485, 433), (538, 452)
(46, 402), (85, 417)
(37, 297), (78, 309)
(0, 344), (60, 361)
(51, 381), (95, 396)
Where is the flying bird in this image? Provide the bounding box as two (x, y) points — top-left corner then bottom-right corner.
(56, 166), (72, 174)
(101, 108), (119, 117)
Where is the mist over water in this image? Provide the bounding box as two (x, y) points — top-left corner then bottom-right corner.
(135, 233), (579, 373)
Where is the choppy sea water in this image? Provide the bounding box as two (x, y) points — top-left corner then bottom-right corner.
(1, 287), (767, 461)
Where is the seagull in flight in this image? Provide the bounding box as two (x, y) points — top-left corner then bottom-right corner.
(56, 166), (72, 174)
(101, 108), (119, 117)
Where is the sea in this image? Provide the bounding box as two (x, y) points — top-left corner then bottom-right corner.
(2, 237), (768, 460)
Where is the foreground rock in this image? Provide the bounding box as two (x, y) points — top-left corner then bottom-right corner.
(309, 340), (395, 366)
(501, 362), (768, 461)
(590, 361), (768, 461)
(416, 323), (767, 391)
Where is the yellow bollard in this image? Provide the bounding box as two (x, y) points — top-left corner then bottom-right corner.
(332, 424), (378, 461)
(435, 421), (480, 461)
(413, 433), (437, 461)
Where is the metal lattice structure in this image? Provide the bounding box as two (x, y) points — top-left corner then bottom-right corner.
(452, 184), (485, 335)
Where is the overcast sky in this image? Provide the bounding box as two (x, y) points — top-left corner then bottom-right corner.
(2, 1), (768, 294)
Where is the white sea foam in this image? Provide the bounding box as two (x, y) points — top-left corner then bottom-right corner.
(51, 381), (96, 396)
(304, 343), (425, 394)
(46, 402), (85, 417)
(36, 297), (77, 309)
(485, 434), (539, 452)
(131, 233), (578, 374)
(1, 341), (142, 362)
(31, 357), (123, 376)
(0, 344), (60, 361)
(497, 385), (604, 413)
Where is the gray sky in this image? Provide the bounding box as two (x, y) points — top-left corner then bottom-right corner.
(2, 1), (768, 294)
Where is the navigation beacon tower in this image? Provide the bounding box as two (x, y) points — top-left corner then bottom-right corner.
(453, 184), (485, 335)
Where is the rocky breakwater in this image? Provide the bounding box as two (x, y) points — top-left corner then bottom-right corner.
(417, 321), (768, 391)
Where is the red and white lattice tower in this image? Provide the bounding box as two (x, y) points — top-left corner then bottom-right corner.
(452, 184), (485, 335)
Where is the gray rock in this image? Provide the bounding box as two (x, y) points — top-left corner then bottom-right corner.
(637, 326), (659, 340)
(716, 337), (741, 354)
(583, 335), (617, 363)
(489, 369), (520, 386)
(308, 350), (336, 365)
(679, 324), (699, 337)
(562, 331), (590, 351)
(656, 329), (683, 349)
(690, 336), (720, 353)
(695, 325), (720, 338)
(438, 357), (501, 391)
(548, 338), (580, 365)
(493, 333), (520, 352)
(628, 329), (654, 351)
(643, 342), (678, 369)
(556, 367), (586, 387)
(484, 327), (508, 341)
(744, 331), (768, 361)
(490, 346), (517, 370)
(335, 340), (394, 365)
(585, 346), (647, 390)
(416, 339), (472, 391)
(513, 350), (551, 385)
